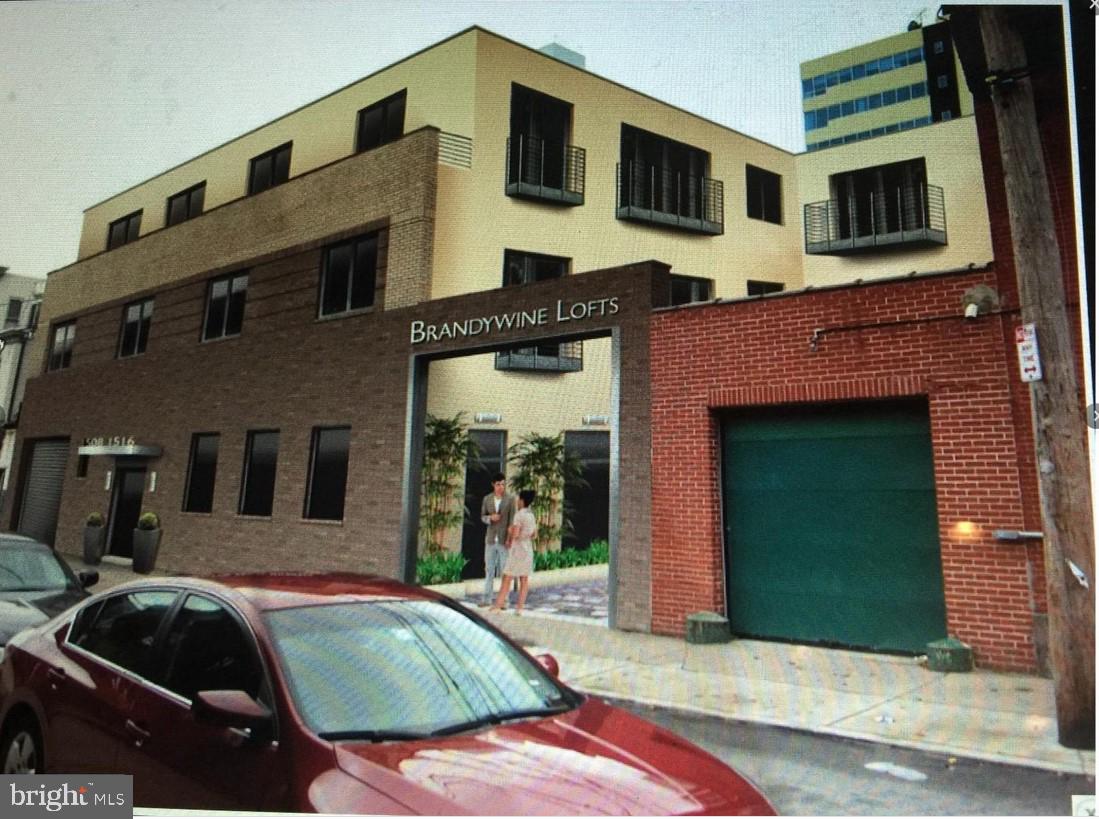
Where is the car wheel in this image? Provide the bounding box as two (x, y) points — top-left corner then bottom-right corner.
(1, 715), (43, 774)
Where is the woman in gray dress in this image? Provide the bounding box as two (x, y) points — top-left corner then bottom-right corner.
(491, 489), (536, 614)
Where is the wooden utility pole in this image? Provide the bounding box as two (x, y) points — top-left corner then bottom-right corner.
(978, 6), (1094, 749)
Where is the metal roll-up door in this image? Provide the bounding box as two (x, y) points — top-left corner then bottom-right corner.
(18, 438), (70, 546)
(721, 400), (947, 653)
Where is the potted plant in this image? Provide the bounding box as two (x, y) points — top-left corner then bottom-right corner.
(132, 511), (161, 575)
(82, 512), (106, 565)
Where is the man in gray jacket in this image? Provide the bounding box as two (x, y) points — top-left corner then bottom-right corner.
(481, 472), (515, 606)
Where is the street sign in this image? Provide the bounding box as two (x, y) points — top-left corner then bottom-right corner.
(1015, 323), (1043, 383)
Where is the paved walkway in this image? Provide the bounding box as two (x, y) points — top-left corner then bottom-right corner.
(67, 554), (1095, 778)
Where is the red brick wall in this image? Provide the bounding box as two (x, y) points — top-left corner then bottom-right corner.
(650, 270), (1042, 671)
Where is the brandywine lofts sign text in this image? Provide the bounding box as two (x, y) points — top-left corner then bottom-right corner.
(409, 297), (620, 345)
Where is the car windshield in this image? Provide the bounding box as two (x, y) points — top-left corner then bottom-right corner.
(265, 599), (575, 740)
(0, 548), (73, 593)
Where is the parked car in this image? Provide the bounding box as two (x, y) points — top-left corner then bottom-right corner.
(0, 534), (97, 659)
(0, 572), (774, 815)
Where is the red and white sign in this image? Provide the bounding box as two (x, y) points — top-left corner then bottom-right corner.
(1015, 323), (1042, 383)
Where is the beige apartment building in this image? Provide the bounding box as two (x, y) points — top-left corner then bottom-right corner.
(13, 24), (993, 574)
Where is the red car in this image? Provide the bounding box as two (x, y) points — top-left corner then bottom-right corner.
(0, 573), (774, 815)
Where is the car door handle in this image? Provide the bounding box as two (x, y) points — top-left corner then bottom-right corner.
(46, 668), (66, 689)
(124, 719), (151, 747)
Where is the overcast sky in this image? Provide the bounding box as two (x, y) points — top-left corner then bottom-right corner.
(0, 0), (1061, 282)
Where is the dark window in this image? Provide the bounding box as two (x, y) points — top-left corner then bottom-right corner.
(319, 233), (378, 317)
(27, 302), (40, 330)
(47, 321), (76, 371)
(161, 594), (263, 702)
(509, 84), (573, 191)
(183, 433), (219, 513)
(933, 40), (945, 55)
(669, 275), (713, 306)
(304, 427), (350, 521)
(502, 249), (568, 287)
(70, 591), (178, 679)
(166, 182), (206, 226)
(248, 142), (292, 195)
(240, 430), (279, 517)
(76, 455), (89, 478)
(203, 272), (248, 341)
(497, 250), (575, 369)
(118, 298), (154, 358)
(356, 90), (407, 153)
(747, 280), (785, 296)
(829, 157), (929, 240)
(107, 210), (142, 250)
(5, 299), (21, 327)
(619, 124), (711, 221)
(745, 165), (782, 225)
(937, 74), (949, 89)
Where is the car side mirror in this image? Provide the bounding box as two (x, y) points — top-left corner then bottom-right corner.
(78, 571), (99, 589)
(193, 690), (273, 742)
(535, 653), (560, 678)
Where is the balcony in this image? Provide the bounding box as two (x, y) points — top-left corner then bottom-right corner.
(616, 162), (724, 235)
(505, 135), (585, 206)
(804, 183), (946, 255)
(495, 340), (583, 373)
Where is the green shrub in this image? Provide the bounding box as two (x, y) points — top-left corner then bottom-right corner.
(416, 551), (468, 585)
(136, 511), (160, 531)
(534, 539), (609, 572)
(86, 512), (104, 527)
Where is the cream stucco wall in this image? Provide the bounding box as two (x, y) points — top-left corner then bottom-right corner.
(429, 29), (803, 303)
(796, 115), (993, 286)
(77, 32), (478, 262)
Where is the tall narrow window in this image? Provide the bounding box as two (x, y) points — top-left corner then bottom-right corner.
(356, 90), (407, 153)
(203, 272), (249, 341)
(166, 181), (206, 226)
(5, 299), (22, 328)
(248, 143), (292, 195)
(47, 321), (76, 371)
(746, 165), (782, 224)
(304, 427), (350, 521)
(183, 433), (219, 513)
(107, 210), (142, 249)
(319, 233), (378, 317)
(118, 298), (154, 358)
(239, 430), (279, 517)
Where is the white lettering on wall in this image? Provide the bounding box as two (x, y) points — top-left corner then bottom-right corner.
(410, 296), (620, 345)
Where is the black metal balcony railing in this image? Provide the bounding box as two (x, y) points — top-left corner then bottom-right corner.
(804, 183), (947, 255)
(615, 162), (723, 235)
(505, 135), (585, 206)
(495, 340), (583, 373)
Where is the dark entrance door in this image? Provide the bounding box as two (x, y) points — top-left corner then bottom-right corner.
(108, 467), (146, 558)
(563, 431), (609, 550)
(460, 431), (506, 580)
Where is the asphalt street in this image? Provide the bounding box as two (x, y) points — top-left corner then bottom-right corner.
(614, 700), (1094, 816)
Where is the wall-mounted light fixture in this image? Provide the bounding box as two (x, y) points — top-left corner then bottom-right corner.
(992, 529), (1044, 542)
(582, 415), (610, 426)
(474, 412), (502, 424)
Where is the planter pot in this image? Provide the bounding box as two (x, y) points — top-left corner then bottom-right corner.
(82, 525), (106, 565)
(132, 527), (161, 575)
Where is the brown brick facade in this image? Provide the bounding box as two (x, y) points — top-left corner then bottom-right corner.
(11, 242), (666, 630)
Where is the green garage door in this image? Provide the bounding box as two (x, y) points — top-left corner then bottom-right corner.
(721, 400), (947, 653)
